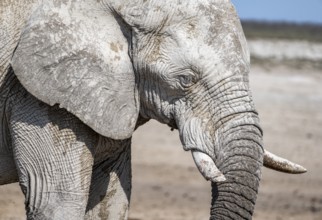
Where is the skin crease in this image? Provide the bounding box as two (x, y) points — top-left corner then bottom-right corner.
(1, 0), (264, 219)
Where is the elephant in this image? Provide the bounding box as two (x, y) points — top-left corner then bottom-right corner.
(0, 0), (306, 219)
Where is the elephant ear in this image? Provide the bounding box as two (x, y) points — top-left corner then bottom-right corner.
(11, 1), (139, 140)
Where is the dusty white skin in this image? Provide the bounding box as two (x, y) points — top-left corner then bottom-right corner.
(0, 0), (306, 219)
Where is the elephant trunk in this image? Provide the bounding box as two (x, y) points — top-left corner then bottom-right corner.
(177, 110), (263, 219)
(210, 119), (263, 219)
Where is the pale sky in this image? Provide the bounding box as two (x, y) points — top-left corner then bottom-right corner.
(231, 0), (322, 24)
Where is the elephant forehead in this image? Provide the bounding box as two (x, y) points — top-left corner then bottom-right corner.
(156, 0), (248, 60)
(199, 2), (250, 63)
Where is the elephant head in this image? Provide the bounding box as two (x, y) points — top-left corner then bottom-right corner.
(11, 0), (306, 219)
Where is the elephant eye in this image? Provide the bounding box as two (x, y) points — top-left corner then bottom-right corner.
(178, 74), (196, 88)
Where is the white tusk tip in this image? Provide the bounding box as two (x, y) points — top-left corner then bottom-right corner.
(211, 174), (227, 183)
(292, 165), (307, 174)
(264, 150), (307, 174)
(191, 150), (226, 182)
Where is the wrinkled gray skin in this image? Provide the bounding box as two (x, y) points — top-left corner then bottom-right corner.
(0, 0), (264, 219)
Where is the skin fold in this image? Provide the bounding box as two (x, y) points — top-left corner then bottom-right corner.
(0, 0), (283, 219)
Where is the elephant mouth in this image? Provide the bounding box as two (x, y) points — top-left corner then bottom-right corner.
(167, 116), (227, 182)
(174, 115), (306, 184)
(167, 119), (178, 130)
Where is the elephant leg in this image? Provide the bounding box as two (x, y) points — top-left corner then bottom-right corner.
(0, 154), (18, 185)
(85, 138), (132, 220)
(8, 84), (99, 219)
(0, 69), (19, 185)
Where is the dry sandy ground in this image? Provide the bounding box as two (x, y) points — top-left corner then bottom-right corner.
(248, 39), (322, 61)
(0, 65), (321, 220)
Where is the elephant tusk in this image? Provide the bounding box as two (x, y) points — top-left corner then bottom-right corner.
(191, 151), (226, 182)
(263, 150), (307, 174)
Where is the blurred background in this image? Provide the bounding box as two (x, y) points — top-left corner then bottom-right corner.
(1, 1), (322, 220)
(232, 0), (322, 70)
(232, 0), (322, 24)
